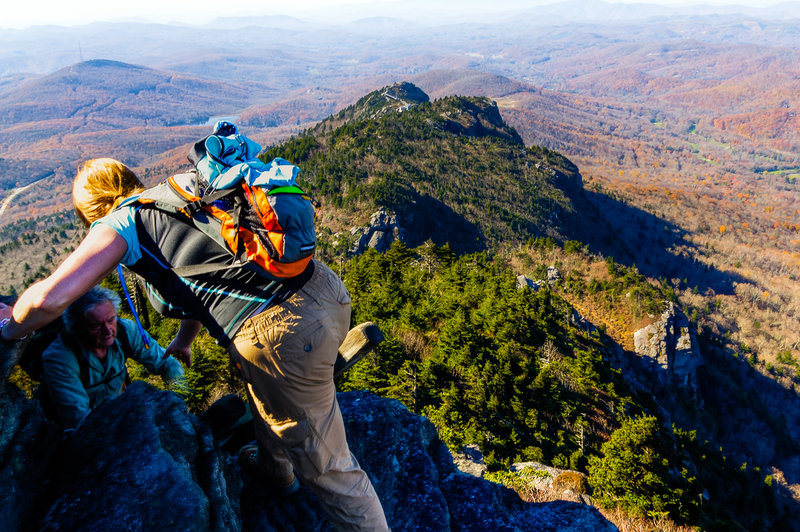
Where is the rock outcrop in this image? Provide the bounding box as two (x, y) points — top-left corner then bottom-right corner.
(516, 274), (545, 292)
(0, 351), (615, 531)
(633, 302), (703, 391)
(510, 463), (592, 505)
(515, 267), (561, 293)
(452, 443), (488, 478)
(454, 448), (593, 506)
(325, 81), (429, 128)
(346, 208), (407, 254)
(547, 266), (562, 283)
(434, 98), (523, 145)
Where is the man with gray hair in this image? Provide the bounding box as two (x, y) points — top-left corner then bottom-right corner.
(41, 285), (185, 429)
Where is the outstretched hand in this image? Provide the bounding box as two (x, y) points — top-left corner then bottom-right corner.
(167, 319), (203, 368)
(166, 340), (192, 367)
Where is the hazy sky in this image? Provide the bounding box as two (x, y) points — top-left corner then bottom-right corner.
(2, 0), (784, 29)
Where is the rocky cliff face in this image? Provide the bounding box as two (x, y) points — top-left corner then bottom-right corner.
(0, 342), (614, 531)
(633, 302), (703, 393)
(346, 208), (408, 255)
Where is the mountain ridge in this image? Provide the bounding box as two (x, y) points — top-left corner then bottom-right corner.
(0, 59), (274, 128)
(264, 83), (586, 254)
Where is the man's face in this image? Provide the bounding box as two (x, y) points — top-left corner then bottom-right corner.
(83, 300), (118, 351)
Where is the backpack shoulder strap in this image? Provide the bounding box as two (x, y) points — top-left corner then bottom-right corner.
(116, 321), (136, 360)
(34, 328), (85, 422)
(137, 173), (198, 214)
(139, 173), (239, 253)
(116, 323), (135, 386)
(19, 316), (64, 381)
(59, 331), (91, 387)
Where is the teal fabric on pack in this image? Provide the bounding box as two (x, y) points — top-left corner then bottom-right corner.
(195, 121), (300, 189)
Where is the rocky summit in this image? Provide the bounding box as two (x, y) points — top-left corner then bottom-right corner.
(0, 353), (614, 531)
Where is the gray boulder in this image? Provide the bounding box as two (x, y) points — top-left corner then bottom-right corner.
(9, 381), (240, 532)
(452, 443), (487, 478)
(348, 208), (407, 254)
(547, 266), (562, 283)
(516, 274), (546, 292)
(633, 302), (703, 391)
(340, 392), (615, 531)
(510, 462), (592, 505)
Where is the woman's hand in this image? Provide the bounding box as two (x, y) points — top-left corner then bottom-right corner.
(165, 319), (203, 367)
(165, 340), (193, 367)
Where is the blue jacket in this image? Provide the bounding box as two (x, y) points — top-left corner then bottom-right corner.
(41, 318), (184, 428)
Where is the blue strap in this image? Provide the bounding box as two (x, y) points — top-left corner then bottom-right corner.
(117, 264), (150, 349)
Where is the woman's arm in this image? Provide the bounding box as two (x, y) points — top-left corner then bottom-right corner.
(165, 319), (203, 367)
(0, 225), (127, 340)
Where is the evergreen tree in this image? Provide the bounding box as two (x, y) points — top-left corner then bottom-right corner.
(588, 415), (700, 522)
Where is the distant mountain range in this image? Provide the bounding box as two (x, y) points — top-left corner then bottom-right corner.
(0, 59), (273, 128)
(0, 12), (792, 209)
(0, 60), (275, 195)
(3, 1), (800, 79)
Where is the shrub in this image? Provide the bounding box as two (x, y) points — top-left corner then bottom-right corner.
(552, 471), (589, 495)
(588, 416), (700, 522)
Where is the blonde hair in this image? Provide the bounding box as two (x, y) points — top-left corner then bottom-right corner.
(72, 158), (145, 226)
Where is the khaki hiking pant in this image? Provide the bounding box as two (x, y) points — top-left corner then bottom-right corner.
(229, 261), (389, 531)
